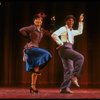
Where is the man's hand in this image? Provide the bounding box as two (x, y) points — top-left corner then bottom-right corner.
(56, 44), (63, 50)
(79, 13), (84, 22)
(56, 45), (62, 50)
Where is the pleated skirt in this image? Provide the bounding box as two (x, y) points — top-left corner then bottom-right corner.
(25, 47), (52, 72)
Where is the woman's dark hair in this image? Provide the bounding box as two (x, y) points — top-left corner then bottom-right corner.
(33, 15), (41, 20)
(33, 12), (46, 21)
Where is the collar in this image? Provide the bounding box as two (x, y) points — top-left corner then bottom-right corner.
(65, 25), (73, 31)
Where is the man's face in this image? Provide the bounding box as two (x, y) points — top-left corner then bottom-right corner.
(34, 17), (43, 26)
(66, 18), (74, 28)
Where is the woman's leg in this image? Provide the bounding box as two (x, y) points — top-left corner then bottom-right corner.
(30, 66), (40, 93)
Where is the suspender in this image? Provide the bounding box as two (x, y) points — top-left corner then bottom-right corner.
(65, 26), (70, 43)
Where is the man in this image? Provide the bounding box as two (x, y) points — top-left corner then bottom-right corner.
(51, 13), (84, 93)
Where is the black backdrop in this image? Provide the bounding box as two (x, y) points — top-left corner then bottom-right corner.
(0, 1), (100, 88)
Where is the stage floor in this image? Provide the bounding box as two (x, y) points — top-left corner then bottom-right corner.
(0, 87), (100, 99)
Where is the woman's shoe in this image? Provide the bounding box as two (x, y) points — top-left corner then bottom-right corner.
(30, 87), (38, 94)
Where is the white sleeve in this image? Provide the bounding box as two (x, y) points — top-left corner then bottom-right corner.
(51, 27), (65, 45)
(73, 22), (84, 36)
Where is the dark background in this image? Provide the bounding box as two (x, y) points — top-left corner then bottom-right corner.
(0, 1), (100, 88)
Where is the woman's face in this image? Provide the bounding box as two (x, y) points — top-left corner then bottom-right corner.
(66, 18), (74, 28)
(34, 17), (43, 26)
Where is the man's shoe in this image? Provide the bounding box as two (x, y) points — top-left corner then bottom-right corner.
(71, 76), (80, 87)
(66, 88), (74, 93)
(60, 88), (73, 94)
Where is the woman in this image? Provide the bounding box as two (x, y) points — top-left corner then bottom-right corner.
(19, 12), (52, 94)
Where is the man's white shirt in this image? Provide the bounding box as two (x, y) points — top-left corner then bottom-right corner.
(51, 22), (84, 45)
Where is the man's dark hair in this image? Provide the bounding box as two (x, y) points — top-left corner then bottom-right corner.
(65, 15), (75, 21)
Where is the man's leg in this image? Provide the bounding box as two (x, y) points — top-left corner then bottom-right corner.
(60, 59), (74, 89)
(58, 47), (84, 87)
(58, 51), (74, 93)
